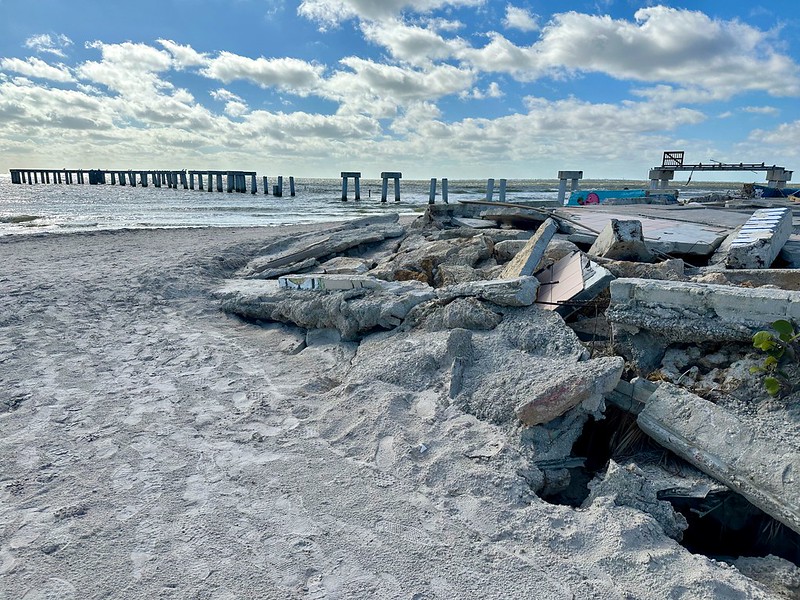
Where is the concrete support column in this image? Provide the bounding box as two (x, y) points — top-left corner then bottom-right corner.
(274, 176), (282, 197)
(216, 173), (222, 192)
(558, 171), (583, 204)
(499, 178), (507, 202)
(57, 172), (62, 184)
(485, 178), (495, 201)
(140, 172), (148, 187)
(428, 178), (436, 204)
(261, 176), (267, 194)
(341, 172), (361, 202)
(111, 172), (116, 185)
(129, 171), (137, 187)
(289, 176), (295, 197)
(380, 172), (403, 202)
(207, 172), (213, 192)
(251, 174), (257, 195)
(34, 171), (39, 184)
(189, 173), (195, 190)
(198, 173), (203, 190)
(442, 178), (448, 204)
(45, 171), (50, 184)
(179, 172), (186, 189)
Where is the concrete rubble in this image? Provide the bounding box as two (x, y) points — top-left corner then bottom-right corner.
(219, 198), (800, 592)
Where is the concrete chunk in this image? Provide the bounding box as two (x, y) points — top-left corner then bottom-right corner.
(278, 274), (382, 291)
(588, 219), (654, 263)
(515, 356), (623, 426)
(438, 276), (540, 307)
(535, 252), (614, 316)
(500, 218), (558, 278)
(714, 208), (792, 269)
(638, 383), (800, 535)
(607, 278), (800, 342)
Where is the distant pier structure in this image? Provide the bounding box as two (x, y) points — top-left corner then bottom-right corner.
(649, 151), (793, 189)
(9, 168), (295, 196)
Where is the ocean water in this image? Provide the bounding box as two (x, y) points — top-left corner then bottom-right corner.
(0, 174), (746, 236)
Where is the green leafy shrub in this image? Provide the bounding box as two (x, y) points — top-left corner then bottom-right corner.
(750, 320), (799, 397)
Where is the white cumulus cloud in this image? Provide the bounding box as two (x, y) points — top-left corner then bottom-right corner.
(503, 5), (539, 32)
(0, 57), (75, 82)
(24, 34), (73, 58)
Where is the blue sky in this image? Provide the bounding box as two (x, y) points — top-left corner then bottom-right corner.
(0, 0), (798, 180)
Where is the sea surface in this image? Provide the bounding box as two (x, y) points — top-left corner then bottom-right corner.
(0, 175), (747, 236)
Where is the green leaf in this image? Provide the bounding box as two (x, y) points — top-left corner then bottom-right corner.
(750, 365), (765, 374)
(764, 377), (782, 396)
(753, 331), (776, 351)
(767, 346), (786, 360)
(772, 320), (794, 337)
(764, 355), (779, 369)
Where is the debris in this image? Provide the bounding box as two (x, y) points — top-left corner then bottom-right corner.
(712, 208), (792, 269)
(317, 256), (371, 274)
(689, 268), (800, 291)
(588, 219), (654, 263)
(780, 236), (800, 268)
(438, 276), (540, 307)
(604, 378), (658, 415)
(278, 274), (383, 291)
(583, 460), (687, 541)
(637, 383), (800, 536)
(558, 208), (729, 256)
(514, 356), (624, 426)
(607, 278), (800, 343)
(241, 221), (405, 277)
(499, 218), (558, 278)
(535, 251), (614, 316)
(216, 278), (435, 341)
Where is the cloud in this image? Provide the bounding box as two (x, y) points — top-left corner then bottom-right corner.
(24, 34), (73, 58)
(203, 52), (324, 92)
(742, 105), (779, 115)
(297, 0), (484, 27)
(460, 81), (503, 99)
(157, 39), (209, 69)
(0, 57), (75, 82)
(360, 19), (462, 66)
(211, 88), (249, 117)
(77, 41), (174, 96)
(503, 5), (539, 32)
(322, 57), (474, 116)
(456, 7), (800, 97)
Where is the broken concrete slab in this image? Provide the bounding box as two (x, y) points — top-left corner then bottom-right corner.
(720, 208), (792, 269)
(594, 257), (684, 281)
(317, 256), (371, 274)
(278, 274), (383, 291)
(535, 252), (614, 317)
(216, 278), (435, 341)
(637, 382), (800, 536)
(369, 233), (493, 286)
(452, 217), (496, 229)
(607, 278), (800, 343)
(515, 356), (624, 426)
(690, 268), (800, 291)
(437, 276), (540, 307)
(436, 264), (502, 287)
(241, 223), (406, 278)
(500, 218), (558, 278)
(588, 219), (655, 263)
(558, 208), (729, 256)
(584, 460), (687, 541)
(244, 257), (319, 280)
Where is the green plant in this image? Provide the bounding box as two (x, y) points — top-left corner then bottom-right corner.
(750, 320), (800, 397)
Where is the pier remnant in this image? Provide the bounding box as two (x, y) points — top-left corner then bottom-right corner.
(429, 178), (436, 204)
(499, 179), (507, 202)
(341, 172), (361, 201)
(649, 151), (793, 190)
(380, 172), (402, 202)
(557, 171), (583, 205)
(486, 178), (495, 201)
(442, 178), (449, 204)
(289, 176), (295, 197)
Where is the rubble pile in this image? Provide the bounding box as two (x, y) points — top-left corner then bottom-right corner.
(217, 197), (800, 594)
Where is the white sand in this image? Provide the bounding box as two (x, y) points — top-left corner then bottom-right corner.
(0, 226), (775, 599)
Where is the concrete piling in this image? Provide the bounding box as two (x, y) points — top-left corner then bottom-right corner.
(262, 176), (268, 194)
(341, 172), (361, 201)
(442, 178), (448, 204)
(380, 172), (402, 202)
(216, 173), (222, 192)
(557, 171), (583, 205)
(429, 178), (436, 204)
(499, 178), (507, 202)
(252, 174), (257, 195)
(486, 178), (495, 201)
(274, 176), (283, 197)
(290, 176), (295, 197)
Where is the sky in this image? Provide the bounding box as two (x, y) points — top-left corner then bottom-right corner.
(0, 0), (798, 181)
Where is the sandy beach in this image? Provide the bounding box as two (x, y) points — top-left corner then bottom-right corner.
(0, 224), (785, 599)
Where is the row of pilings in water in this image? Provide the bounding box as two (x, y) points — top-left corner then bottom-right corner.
(9, 169), (295, 196)
(9, 168), (540, 204)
